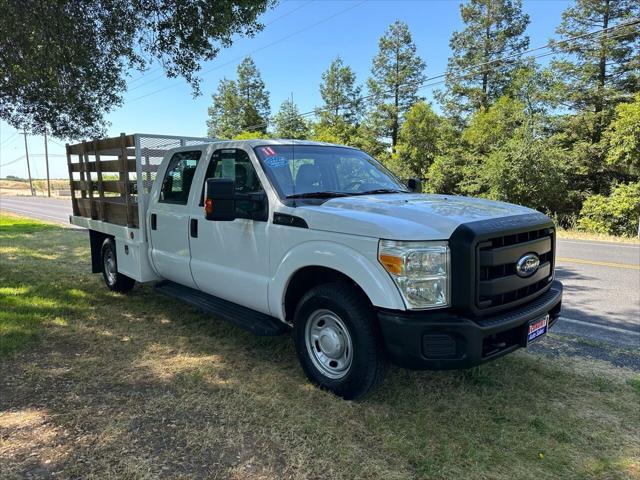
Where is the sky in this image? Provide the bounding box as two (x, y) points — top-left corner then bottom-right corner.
(0, 0), (571, 179)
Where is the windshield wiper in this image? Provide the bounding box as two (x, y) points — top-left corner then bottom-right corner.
(354, 188), (409, 195)
(286, 191), (352, 199)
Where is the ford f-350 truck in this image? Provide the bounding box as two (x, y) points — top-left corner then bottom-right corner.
(67, 133), (563, 399)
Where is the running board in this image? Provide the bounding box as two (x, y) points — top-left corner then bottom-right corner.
(155, 281), (290, 336)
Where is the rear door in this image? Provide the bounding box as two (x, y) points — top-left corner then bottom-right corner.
(148, 149), (203, 288)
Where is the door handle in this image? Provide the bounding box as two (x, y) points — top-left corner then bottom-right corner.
(151, 213), (157, 230)
(190, 218), (198, 238)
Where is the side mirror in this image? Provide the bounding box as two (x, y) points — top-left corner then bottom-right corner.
(204, 178), (236, 221)
(407, 178), (421, 193)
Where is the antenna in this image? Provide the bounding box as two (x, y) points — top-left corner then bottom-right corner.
(291, 91), (296, 207)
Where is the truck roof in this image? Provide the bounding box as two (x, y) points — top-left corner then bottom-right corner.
(209, 138), (358, 149)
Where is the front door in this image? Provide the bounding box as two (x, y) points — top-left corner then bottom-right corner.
(189, 148), (271, 313)
(149, 149), (203, 288)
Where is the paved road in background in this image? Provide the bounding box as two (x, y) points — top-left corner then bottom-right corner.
(1, 195), (73, 225)
(2, 195), (638, 347)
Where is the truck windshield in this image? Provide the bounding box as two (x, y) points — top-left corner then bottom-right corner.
(254, 145), (408, 198)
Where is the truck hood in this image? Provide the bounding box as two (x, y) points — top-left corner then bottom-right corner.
(296, 193), (542, 240)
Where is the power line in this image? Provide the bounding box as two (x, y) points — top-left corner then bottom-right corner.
(126, 0), (366, 103)
(0, 153), (66, 169)
(235, 19), (639, 134)
(126, 0), (316, 88)
(0, 131), (19, 146)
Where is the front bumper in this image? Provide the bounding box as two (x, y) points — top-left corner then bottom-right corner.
(378, 280), (563, 369)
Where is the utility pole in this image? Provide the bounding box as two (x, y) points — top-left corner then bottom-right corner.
(21, 129), (34, 196)
(44, 129), (51, 197)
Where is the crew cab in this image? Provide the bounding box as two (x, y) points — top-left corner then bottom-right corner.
(67, 133), (563, 399)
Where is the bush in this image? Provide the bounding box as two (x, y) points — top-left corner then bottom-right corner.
(577, 182), (640, 237)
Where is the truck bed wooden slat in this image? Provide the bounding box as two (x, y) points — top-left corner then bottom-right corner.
(74, 198), (139, 226)
(71, 180), (135, 194)
(69, 158), (136, 173)
(67, 135), (134, 155)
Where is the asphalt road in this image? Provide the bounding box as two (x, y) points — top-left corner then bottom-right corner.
(2, 195), (639, 348)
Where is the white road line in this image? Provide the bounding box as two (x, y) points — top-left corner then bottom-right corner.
(557, 239), (640, 249)
(1, 206), (69, 224)
(559, 316), (640, 336)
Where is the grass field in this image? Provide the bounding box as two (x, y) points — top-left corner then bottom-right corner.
(0, 179), (69, 197)
(556, 228), (640, 244)
(1, 212), (639, 479)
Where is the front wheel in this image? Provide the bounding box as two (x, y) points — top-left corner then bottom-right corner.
(293, 283), (386, 400)
(101, 238), (135, 293)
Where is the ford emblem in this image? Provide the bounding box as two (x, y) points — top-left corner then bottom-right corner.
(516, 253), (540, 278)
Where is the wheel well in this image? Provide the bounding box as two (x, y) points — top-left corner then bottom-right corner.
(283, 266), (371, 323)
(89, 230), (113, 273)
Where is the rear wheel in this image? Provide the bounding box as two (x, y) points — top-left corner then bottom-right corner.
(293, 283), (386, 400)
(101, 238), (135, 293)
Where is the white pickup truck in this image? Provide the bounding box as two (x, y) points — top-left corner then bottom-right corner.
(67, 133), (563, 399)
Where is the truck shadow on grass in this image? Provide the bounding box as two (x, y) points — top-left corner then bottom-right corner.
(1, 217), (639, 480)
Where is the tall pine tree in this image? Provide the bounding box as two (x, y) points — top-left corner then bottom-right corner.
(273, 99), (309, 139)
(236, 57), (271, 134)
(206, 79), (241, 139)
(367, 20), (426, 152)
(317, 56), (362, 126)
(437, 0), (530, 124)
(550, 0), (639, 143)
(206, 56), (271, 138)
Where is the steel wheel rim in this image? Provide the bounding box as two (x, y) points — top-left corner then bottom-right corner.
(104, 249), (117, 285)
(305, 309), (353, 380)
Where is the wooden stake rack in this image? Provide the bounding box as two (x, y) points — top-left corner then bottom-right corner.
(66, 133), (139, 227)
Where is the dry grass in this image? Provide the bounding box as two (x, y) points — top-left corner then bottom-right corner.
(0, 179), (69, 197)
(1, 212), (639, 479)
(557, 228), (640, 244)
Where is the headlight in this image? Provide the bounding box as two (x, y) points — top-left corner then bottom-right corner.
(378, 240), (450, 309)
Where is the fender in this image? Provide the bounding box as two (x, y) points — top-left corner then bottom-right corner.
(268, 240), (406, 321)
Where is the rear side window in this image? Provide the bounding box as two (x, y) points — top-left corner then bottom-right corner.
(159, 151), (202, 204)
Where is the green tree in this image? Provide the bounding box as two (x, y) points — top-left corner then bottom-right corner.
(481, 131), (569, 214)
(317, 56), (362, 126)
(390, 102), (453, 179)
(273, 99), (309, 139)
(206, 57), (270, 138)
(548, 0), (639, 199)
(232, 130), (271, 140)
(550, 0), (640, 143)
(0, 0), (273, 139)
(206, 79), (241, 139)
(604, 93), (640, 177)
(437, 0), (530, 124)
(577, 182), (640, 236)
(367, 20), (426, 152)
(448, 95), (569, 216)
(236, 57), (271, 134)
(425, 154), (468, 195)
(462, 95), (526, 155)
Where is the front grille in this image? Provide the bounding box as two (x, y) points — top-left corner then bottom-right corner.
(476, 227), (554, 310)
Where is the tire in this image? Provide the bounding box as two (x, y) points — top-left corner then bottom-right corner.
(100, 238), (135, 293)
(293, 282), (386, 400)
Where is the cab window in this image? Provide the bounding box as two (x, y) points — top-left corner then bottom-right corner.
(159, 150), (202, 204)
(201, 149), (267, 220)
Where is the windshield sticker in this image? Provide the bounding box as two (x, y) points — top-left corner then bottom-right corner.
(260, 146), (277, 156)
(264, 156), (288, 168)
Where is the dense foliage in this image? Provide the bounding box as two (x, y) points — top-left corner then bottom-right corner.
(577, 182), (640, 236)
(0, 0), (274, 138)
(205, 2), (638, 235)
